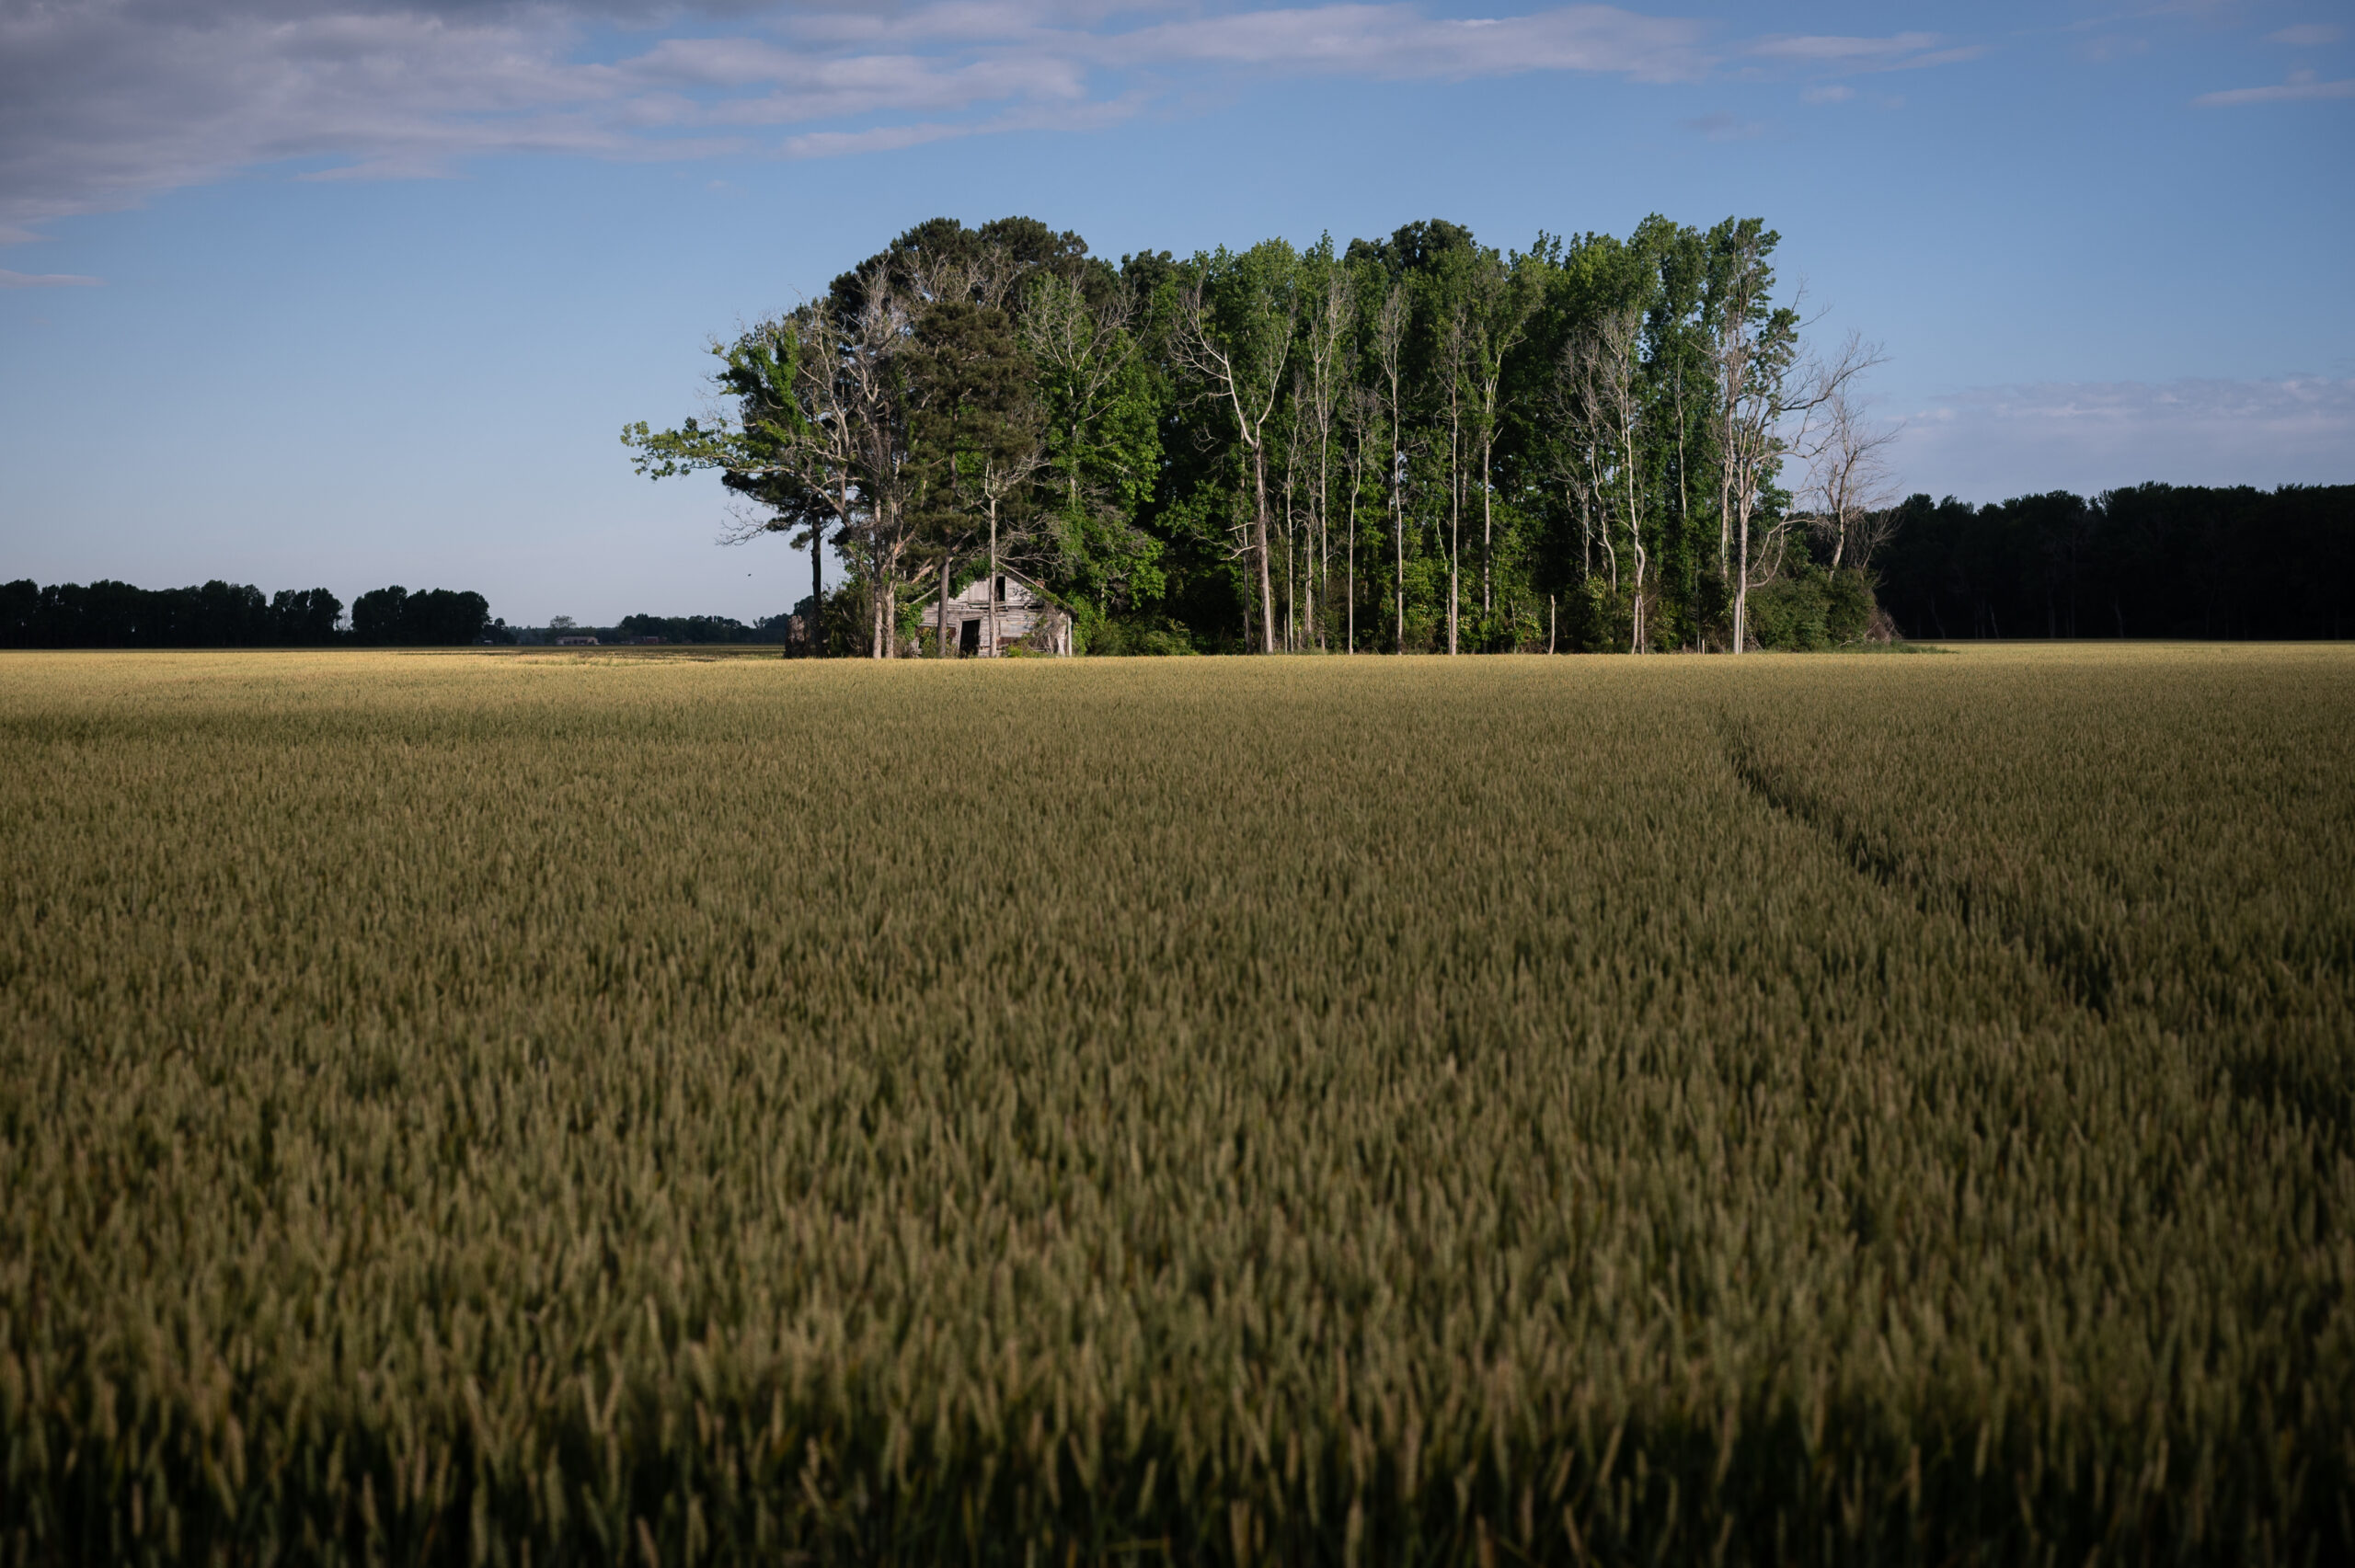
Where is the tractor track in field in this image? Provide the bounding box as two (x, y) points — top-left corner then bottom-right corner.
(1720, 719), (2120, 1022)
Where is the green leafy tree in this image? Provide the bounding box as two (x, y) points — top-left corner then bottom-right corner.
(908, 298), (1044, 657)
(1020, 272), (1166, 646)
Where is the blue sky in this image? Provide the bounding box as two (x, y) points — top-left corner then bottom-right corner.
(1, 0), (2349, 625)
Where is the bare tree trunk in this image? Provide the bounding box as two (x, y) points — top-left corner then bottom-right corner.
(1723, 402), (1742, 574)
(1294, 521), (1304, 651)
(1253, 444), (1277, 654)
(1733, 509), (1750, 652)
(936, 555), (951, 657)
(1629, 475), (1648, 655)
(1393, 452), (1405, 655)
(1626, 388), (1646, 655)
(1674, 363), (1690, 635)
(987, 496), (1000, 658)
(1315, 430), (1328, 651)
(1448, 439), (1461, 655)
(1447, 379), (1462, 656)
(1593, 439), (1617, 592)
(1282, 424), (1299, 652)
(1345, 465), (1359, 655)
(1388, 398), (1404, 655)
(1675, 364), (1688, 535)
(1481, 441), (1494, 622)
(1299, 499), (1311, 650)
(1286, 514), (1296, 652)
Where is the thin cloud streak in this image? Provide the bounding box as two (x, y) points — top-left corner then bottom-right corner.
(2194, 74), (2355, 106)
(1751, 31), (1942, 62)
(780, 121), (972, 158)
(0, 269), (103, 288)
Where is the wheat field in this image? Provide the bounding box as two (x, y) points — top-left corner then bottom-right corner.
(2, 645), (2349, 1565)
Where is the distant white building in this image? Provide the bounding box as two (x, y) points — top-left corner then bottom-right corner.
(911, 567), (1074, 657)
(555, 635), (600, 647)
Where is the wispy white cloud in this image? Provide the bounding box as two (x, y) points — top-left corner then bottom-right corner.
(2264, 23), (2344, 47)
(0, 269), (102, 288)
(1800, 83), (1853, 104)
(0, 2), (1977, 244)
(2194, 70), (2355, 106)
(1747, 30), (1979, 73)
(1895, 377), (2355, 499)
(0, 3), (643, 241)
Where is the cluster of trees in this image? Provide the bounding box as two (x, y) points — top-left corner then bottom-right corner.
(349, 586), (496, 647)
(1877, 483), (2355, 642)
(0, 579), (500, 647)
(628, 213), (1898, 657)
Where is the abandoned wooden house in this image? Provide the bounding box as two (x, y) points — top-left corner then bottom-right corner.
(912, 567), (1074, 657)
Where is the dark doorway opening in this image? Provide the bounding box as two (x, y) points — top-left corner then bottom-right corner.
(959, 618), (982, 655)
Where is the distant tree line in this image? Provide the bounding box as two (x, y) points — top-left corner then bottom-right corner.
(491, 613), (799, 645)
(0, 578), (344, 647)
(629, 212), (1909, 657)
(615, 612), (800, 644)
(0, 579), (499, 647)
(1876, 483), (2354, 641)
(0, 580), (837, 650)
